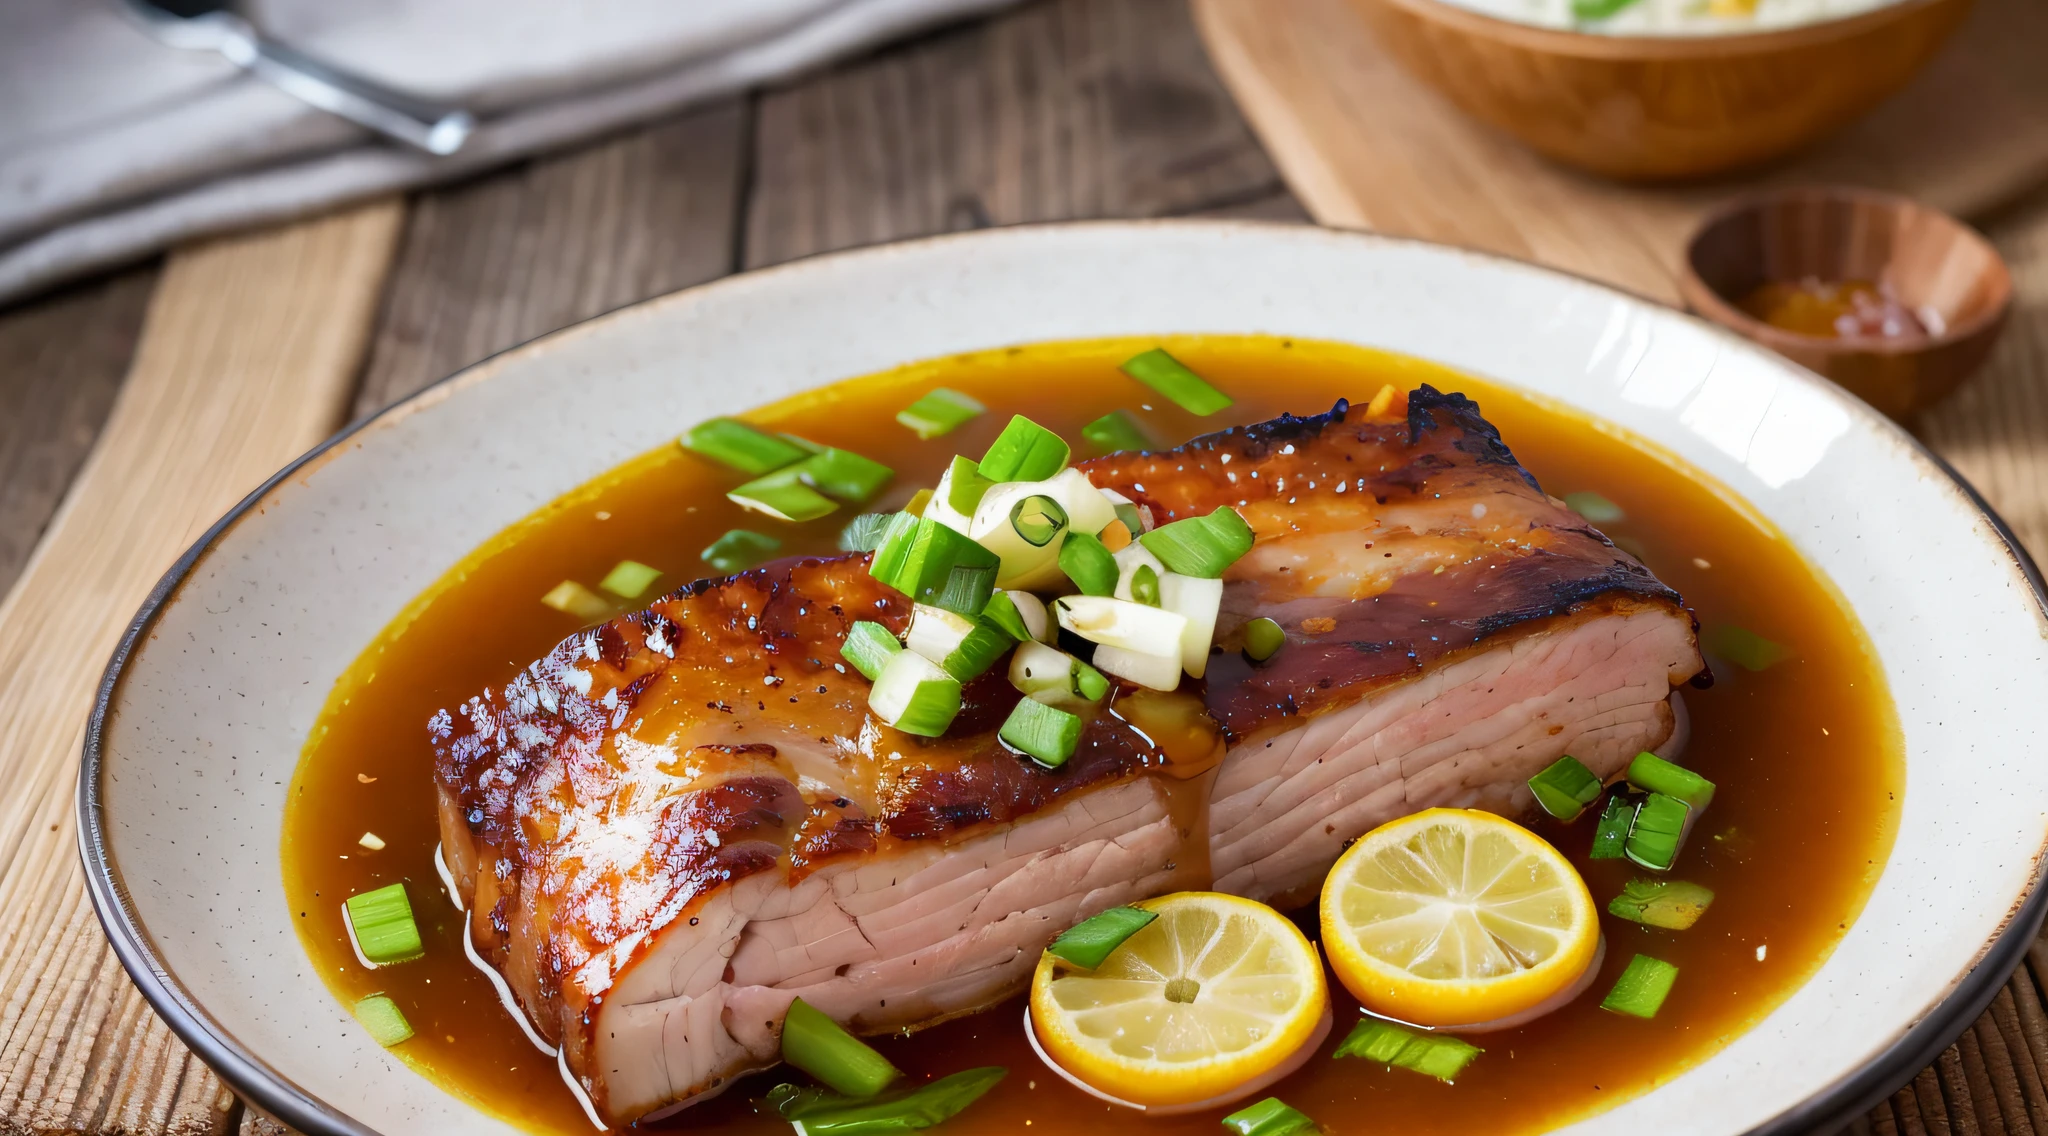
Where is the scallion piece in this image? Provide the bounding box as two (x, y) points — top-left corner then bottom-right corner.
(905, 604), (1015, 682)
(1625, 791), (1691, 872)
(896, 387), (985, 440)
(1120, 348), (1232, 416)
(1705, 624), (1789, 672)
(541, 580), (613, 622)
(729, 467), (839, 522)
(1139, 506), (1255, 578)
(781, 997), (901, 1098)
(868, 650), (963, 737)
(840, 621), (903, 681)
(944, 456), (996, 518)
(1590, 792), (1635, 860)
(343, 882), (423, 967)
(681, 418), (811, 475)
(1082, 410), (1152, 454)
(1608, 878), (1716, 931)
(839, 513), (896, 553)
(981, 591), (1033, 642)
(1243, 616), (1286, 662)
(797, 448), (895, 505)
(1571, 0), (1643, 20)
(352, 994), (414, 1047)
(979, 415), (1070, 482)
(868, 516), (1000, 616)
(904, 487), (933, 518)
(1046, 906), (1157, 968)
(1601, 954), (1679, 1018)
(1130, 563), (1161, 607)
(1625, 751), (1716, 810)
(1110, 498), (1149, 536)
(1001, 696), (1083, 767)
(704, 528), (783, 573)
(1222, 1097), (1319, 1136)
(1009, 494), (1069, 548)
(1334, 1019), (1481, 1082)
(1562, 491), (1626, 524)
(1009, 642), (1107, 706)
(768, 1066), (1005, 1135)
(1059, 532), (1118, 596)
(1072, 659), (1109, 700)
(1528, 755), (1603, 822)
(1055, 595), (1188, 655)
(599, 559), (662, 600)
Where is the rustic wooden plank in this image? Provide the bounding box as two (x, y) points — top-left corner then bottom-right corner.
(744, 0), (1292, 268)
(0, 269), (157, 601)
(0, 201), (404, 1136)
(354, 99), (749, 416)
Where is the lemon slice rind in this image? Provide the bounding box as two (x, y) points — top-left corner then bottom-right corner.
(1023, 1002), (1333, 1115)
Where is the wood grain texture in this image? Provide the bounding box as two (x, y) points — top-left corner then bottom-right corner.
(0, 201), (404, 1136)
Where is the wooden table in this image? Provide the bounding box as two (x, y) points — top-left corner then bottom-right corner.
(0, 1), (2041, 1133)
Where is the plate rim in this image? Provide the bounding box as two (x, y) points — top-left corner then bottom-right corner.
(73, 217), (2048, 1136)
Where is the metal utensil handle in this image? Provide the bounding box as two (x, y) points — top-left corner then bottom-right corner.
(220, 23), (474, 155)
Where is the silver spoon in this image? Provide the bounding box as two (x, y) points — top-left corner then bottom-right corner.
(116, 0), (476, 156)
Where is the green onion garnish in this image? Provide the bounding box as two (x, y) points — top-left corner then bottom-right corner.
(1624, 751), (1715, 810)
(840, 621), (903, 682)
(1139, 506), (1255, 578)
(1334, 1019), (1481, 1082)
(1590, 793), (1634, 859)
(981, 591), (1033, 642)
(1562, 491), (1625, 524)
(1046, 906), (1157, 968)
(1009, 494), (1069, 548)
(1608, 878), (1716, 931)
(1001, 696), (1083, 767)
(1528, 755), (1603, 821)
(781, 997), (901, 1097)
(1009, 642), (1107, 705)
(1082, 410), (1152, 454)
(1242, 616), (1286, 662)
(1120, 348), (1233, 416)
(1059, 532), (1118, 596)
(1601, 954), (1679, 1018)
(351, 994), (414, 1047)
(838, 513), (896, 554)
(1130, 563), (1161, 607)
(944, 455), (996, 518)
(1073, 659), (1109, 701)
(869, 516), (1000, 616)
(979, 415), (1071, 482)
(541, 580), (613, 622)
(1112, 500), (1147, 536)
(599, 559), (662, 600)
(896, 387), (985, 440)
(797, 448), (895, 505)
(905, 605), (1015, 683)
(729, 467), (839, 522)
(1571, 0), (1643, 20)
(1705, 624), (1789, 672)
(905, 488), (932, 517)
(768, 1066), (1005, 1135)
(1624, 792), (1690, 872)
(681, 418), (811, 475)
(1222, 1098), (1319, 1136)
(704, 528), (783, 573)
(343, 882), (423, 967)
(868, 650), (963, 737)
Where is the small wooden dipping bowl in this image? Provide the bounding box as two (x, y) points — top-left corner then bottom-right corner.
(1348, 0), (1971, 181)
(1678, 187), (2011, 421)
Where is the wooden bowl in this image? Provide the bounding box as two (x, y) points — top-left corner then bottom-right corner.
(1349, 0), (1972, 181)
(1677, 187), (2011, 420)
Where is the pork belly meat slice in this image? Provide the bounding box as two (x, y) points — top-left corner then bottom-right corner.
(430, 385), (1704, 1124)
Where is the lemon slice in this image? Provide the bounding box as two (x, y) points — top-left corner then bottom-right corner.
(1320, 807), (1599, 1028)
(1029, 892), (1329, 1109)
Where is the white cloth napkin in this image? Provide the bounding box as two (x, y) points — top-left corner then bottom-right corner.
(0, 0), (1015, 304)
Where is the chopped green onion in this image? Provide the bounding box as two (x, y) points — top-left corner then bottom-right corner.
(1001, 696), (1083, 767)
(705, 528), (783, 573)
(1159, 572), (1222, 680)
(343, 883), (423, 967)
(730, 467), (839, 522)
(351, 994), (414, 1047)
(1139, 506), (1255, 578)
(944, 456), (996, 518)
(1571, 0), (1642, 20)
(1624, 751), (1716, 810)
(896, 387), (985, 440)
(1243, 616), (1287, 662)
(1705, 624), (1789, 672)
(868, 650), (962, 737)
(840, 621), (903, 681)
(1608, 878), (1716, 931)
(1073, 659), (1109, 700)
(681, 418), (811, 475)
(1113, 501), (1148, 535)
(1562, 491), (1626, 524)
(1590, 793), (1635, 860)
(905, 488), (932, 517)
(1055, 595), (1188, 655)
(1222, 1098), (1319, 1136)
(1082, 410), (1152, 454)
(1009, 642), (1107, 706)
(1601, 954), (1679, 1018)
(797, 448), (895, 505)
(1625, 792), (1691, 872)
(905, 605), (1015, 682)
(979, 415), (1070, 482)
(981, 592), (1032, 642)
(1528, 755), (1603, 821)
(1091, 644), (1181, 691)
(1334, 1020), (1481, 1082)
(781, 997), (901, 1097)
(869, 516), (1000, 616)
(768, 1066), (1005, 1135)
(1009, 494), (1069, 548)
(599, 559), (662, 600)
(1046, 906), (1158, 968)
(1059, 532), (1118, 596)
(541, 580), (613, 622)
(838, 514), (896, 554)
(1120, 348), (1233, 416)
(1130, 564), (1161, 607)
(780, 432), (826, 455)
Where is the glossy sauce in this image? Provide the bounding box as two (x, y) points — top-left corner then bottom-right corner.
(283, 336), (1901, 1135)
(1737, 277), (1938, 340)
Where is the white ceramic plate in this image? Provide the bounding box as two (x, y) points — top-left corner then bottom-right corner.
(80, 221), (2048, 1135)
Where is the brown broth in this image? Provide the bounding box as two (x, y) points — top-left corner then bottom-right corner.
(282, 335), (1901, 1135)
